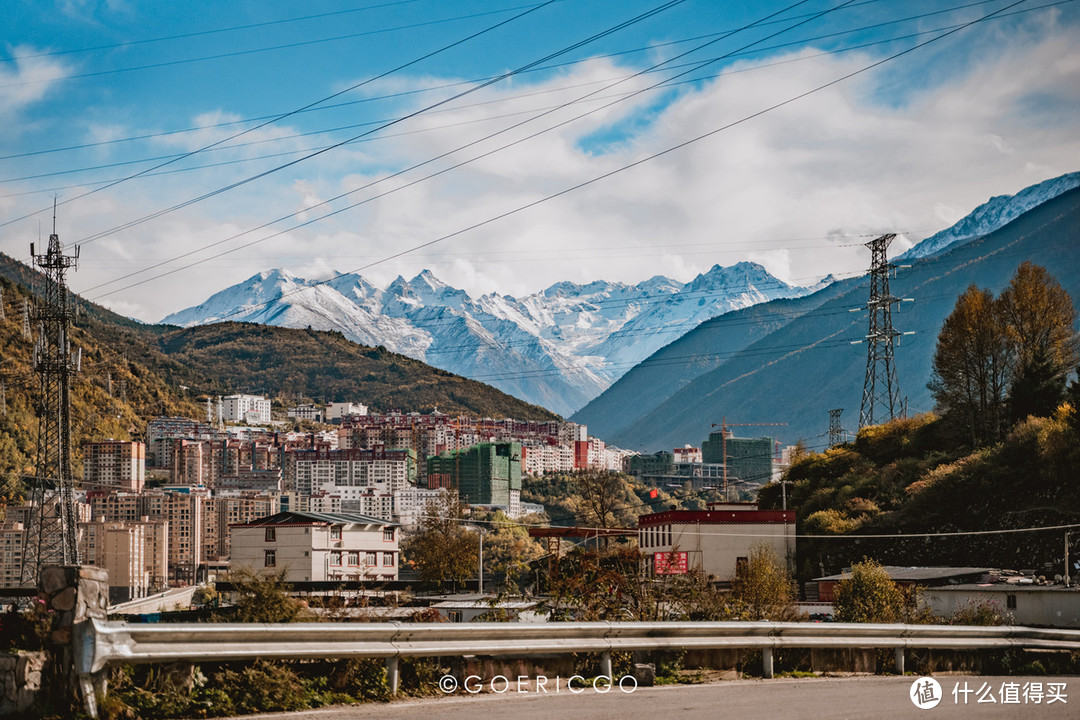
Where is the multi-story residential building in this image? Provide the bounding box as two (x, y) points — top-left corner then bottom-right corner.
(202, 493), (279, 561)
(230, 511), (400, 582)
(80, 521), (149, 603)
(427, 442), (522, 508)
(0, 522), (25, 588)
(82, 439), (146, 492)
(288, 447), (416, 499)
(393, 487), (452, 529)
(520, 442), (574, 476)
(89, 489), (205, 585)
(147, 417), (221, 469)
(221, 394), (272, 425)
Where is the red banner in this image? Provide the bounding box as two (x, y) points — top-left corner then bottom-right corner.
(653, 551), (688, 575)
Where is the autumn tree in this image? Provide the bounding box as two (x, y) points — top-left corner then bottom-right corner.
(998, 262), (1079, 422)
(401, 492), (478, 585)
(929, 263), (1078, 444)
(929, 285), (1011, 445)
(728, 544), (797, 620)
(832, 559), (906, 623)
(482, 511), (546, 592)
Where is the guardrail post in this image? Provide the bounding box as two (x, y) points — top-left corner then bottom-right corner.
(894, 648), (905, 675)
(386, 657), (399, 696)
(762, 647), (774, 679)
(600, 651), (613, 679)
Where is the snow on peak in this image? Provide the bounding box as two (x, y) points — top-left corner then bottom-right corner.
(899, 171), (1080, 261)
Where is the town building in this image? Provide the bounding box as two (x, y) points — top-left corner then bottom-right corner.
(427, 441), (522, 508)
(230, 511), (400, 582)
(701, 430), (776, 488)
(637, 502), (795, 583)
(287, 403), (324, 423)
(221, 394), (272, 425)
(81, 439), (146, 492)
(326, 402), (367, 423)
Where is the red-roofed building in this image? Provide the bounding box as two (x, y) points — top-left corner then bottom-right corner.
(637, 502), (795, 583)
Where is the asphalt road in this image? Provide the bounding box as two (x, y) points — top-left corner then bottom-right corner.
(225, 675), (1078, 720)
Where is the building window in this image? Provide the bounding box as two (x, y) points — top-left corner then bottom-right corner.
(264, 550), (276, 567)
(383, 527), (395, 542)
(348, 551), (359, 566)
(365, 552), (376, 566)
(1007, 594), (1017, 609)
(330, 551), (342, 566)
(330, 525), (342, 540)
(383, 553), (394, 567)
(265, 528), (276, 542)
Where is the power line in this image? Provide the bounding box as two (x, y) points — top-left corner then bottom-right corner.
(0, 3), (551, 88)
(68, 0), (693, 251)
(0, 0), (565, 234)
(1, 0), (431, 63)
(81, 0), (874, 299)
(89, 0), (1024, 320)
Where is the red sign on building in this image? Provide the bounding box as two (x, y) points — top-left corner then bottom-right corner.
(653, 551), (689, 575)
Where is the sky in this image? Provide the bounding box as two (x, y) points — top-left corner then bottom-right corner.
(1, 0), (1078, 322)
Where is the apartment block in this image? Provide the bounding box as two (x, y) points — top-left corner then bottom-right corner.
(82, 439), (146, 492)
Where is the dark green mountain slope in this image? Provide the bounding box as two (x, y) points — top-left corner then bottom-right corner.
(155, 322), (558, 420)
(602, 186), (1080, 450)
(571, 282), (850, 442)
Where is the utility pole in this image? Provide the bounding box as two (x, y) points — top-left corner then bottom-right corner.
(828, 408), (844, 447)
(1067, 530), (1074, 588)
(857, 234), (912, 429)
(0, 287), (5, 321)
(20, 219), (81, 586)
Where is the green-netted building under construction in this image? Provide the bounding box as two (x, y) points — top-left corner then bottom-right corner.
(426, 441), (522, 505)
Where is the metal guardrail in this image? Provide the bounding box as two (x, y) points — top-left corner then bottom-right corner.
(73, 619), (1080, 717)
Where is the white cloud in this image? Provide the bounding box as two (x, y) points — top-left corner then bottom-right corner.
(5, 11), (1079, 324)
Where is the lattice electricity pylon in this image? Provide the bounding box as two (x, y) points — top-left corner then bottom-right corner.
(828, 408), (844, 447)
(20, 230), (81, 586)
(858, 233), (903, 429)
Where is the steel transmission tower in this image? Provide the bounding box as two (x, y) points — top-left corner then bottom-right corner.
(828, 408), (844, 447)
(858, 234), (905, 429)
(20, 228), (81, 586)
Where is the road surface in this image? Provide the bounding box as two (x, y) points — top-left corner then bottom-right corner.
(224, 675), (1078, 720)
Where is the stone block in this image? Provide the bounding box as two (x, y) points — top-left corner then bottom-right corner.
(40, 566), (68, 595)
(632, 663), (656, 687)
(51, 587), (77, 612)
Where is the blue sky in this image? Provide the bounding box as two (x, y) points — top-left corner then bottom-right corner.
(1, 0), (1078, 321)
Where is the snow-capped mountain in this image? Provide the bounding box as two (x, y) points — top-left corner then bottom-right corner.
(162, 262), (822, 416)
(898, 171), (1080, 261)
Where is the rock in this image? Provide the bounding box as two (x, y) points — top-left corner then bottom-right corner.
(632, 663), (655, 687)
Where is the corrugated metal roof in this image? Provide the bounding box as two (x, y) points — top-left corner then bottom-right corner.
(812, 566), (994, 583)
(233, 510), (398, 527)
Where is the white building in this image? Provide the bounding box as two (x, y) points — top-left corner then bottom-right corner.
(287, 404), (324, 423)
(326, 402), (367, 423)
(638, 502), (796, 582)
(221, 394), (272, 425)
(230, 511), (400, 583)
(393, 487), (453, 529)
(520, 442), (574, 476)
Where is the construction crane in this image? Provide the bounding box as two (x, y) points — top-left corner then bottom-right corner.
(710, 418), (788, 500)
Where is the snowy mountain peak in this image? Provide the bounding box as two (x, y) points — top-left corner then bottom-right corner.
(899, 171), (1080, 260)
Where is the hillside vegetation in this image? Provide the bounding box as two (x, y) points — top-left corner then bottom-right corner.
(0, 256), (557, 502)
(759, 407), (1080, 582)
